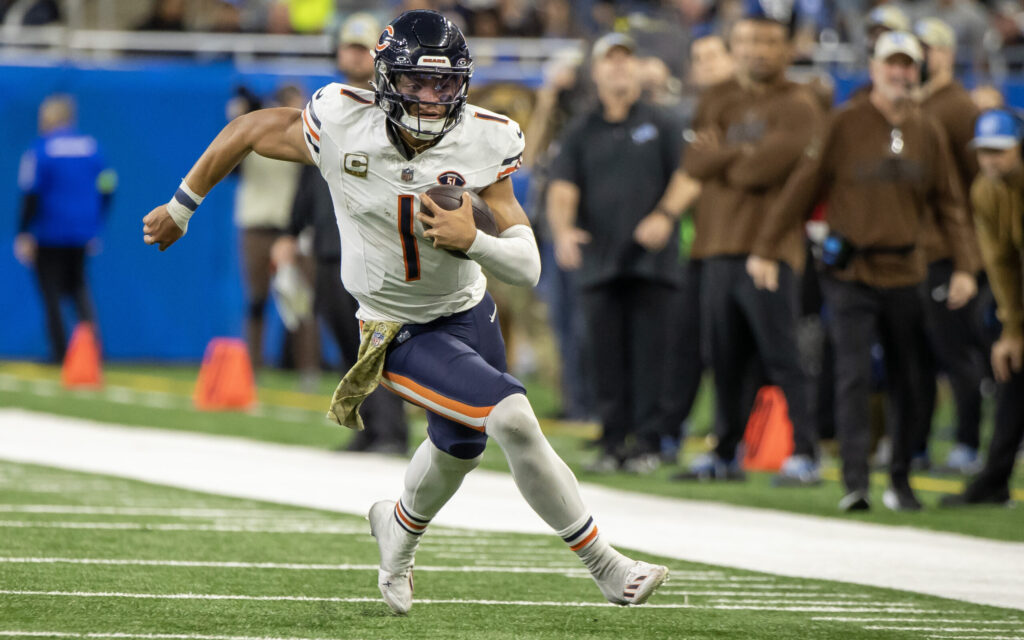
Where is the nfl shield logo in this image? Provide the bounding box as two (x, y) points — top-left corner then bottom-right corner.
(371, 330), (386, 347)
(401, 168), (415, 182)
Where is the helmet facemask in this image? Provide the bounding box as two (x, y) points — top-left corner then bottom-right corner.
(375, 64), (472, 140)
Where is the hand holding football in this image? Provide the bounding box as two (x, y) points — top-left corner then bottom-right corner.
(418, 185), (499, 259)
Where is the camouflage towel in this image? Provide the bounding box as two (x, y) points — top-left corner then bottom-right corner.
(326, 320), (402, 430)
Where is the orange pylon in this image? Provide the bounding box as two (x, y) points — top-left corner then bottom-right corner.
(742, 386), (795, 472)
(61, 322), (103, 389)
(193, 338), (256, 410)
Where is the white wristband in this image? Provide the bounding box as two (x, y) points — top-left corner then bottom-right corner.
(166, 180), (205, 233)
(466, 224), (541, 287)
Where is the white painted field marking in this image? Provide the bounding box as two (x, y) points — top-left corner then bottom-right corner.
(709, 599), (919, 607)
(0, 590), (943, 613)
(664, 584), (820, 590)
(812, 618), (1023, 624)
(926, 636), (1024, 640)
(423, 551), (566, 559)
(419, 540), (555, 548)
(868, 627), (1024, 633)
(28, 381), (56, 397)
(138, 392), (181, 409)
(656, 576), (777, 583)
(267, 408), (315, 424)
(0, 506), (325, 517)
(0, 632), (354, 640)
(663, 592), (868, 598)
(0, 557), (590, 575)
(705, 605), (942, 613)
(0, 519), (560, 547)
(5, 409), (1023, 611)
(106, 388), (137, 404)
(0, 521), (369, 534)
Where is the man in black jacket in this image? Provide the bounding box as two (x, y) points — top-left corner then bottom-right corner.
(547, 33), (684, 473)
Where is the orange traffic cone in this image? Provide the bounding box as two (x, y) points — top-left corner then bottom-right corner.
(62, 322), (103, 389)
(193, 338), (256, 410)
(742, 386), (795, 472)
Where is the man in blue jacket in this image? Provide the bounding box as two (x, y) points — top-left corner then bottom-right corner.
(14, 95), (116, 361)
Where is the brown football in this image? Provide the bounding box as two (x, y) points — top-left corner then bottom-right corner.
(420, 185), (499, 260)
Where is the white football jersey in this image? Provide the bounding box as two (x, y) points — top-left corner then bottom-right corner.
(300, 83), (525, 324)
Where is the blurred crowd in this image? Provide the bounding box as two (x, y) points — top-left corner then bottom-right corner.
(7, 0), (1024, 66)
(13, 2), (1023, 510)
(502, 2), (1022, 511)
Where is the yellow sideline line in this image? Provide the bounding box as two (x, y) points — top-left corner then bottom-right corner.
(819, 467), (1024, 500)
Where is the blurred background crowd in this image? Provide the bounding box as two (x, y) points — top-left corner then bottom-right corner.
(3, 0), (1023, 511)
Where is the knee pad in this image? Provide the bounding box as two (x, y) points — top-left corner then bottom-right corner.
(485, 394), (541, 446)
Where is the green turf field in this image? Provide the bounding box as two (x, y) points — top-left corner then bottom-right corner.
(0, 460), (1020, 640)
(1, 361), (1020, 543)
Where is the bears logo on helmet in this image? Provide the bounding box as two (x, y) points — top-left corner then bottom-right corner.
(375, 25), (395, 52)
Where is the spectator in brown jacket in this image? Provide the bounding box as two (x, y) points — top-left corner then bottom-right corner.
(913, 17), (987, 474)
(748, 31), (979, 512)
(943, 109), (1024, 506)
(674, 14), (824, 485)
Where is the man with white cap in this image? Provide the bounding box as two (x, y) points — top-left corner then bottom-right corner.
(864, 5), (910, 55)
(335, 12), (379, 89)
(912, 16), (986, 475)
(943, 109), (1024, 506)
(271, 10), (408, 454)
(548, 32), (685, 472)
(748, 31), (979, 512)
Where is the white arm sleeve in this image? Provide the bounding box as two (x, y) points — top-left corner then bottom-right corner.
(465, 224), (541, 287)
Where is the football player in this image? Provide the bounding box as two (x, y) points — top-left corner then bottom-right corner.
(142, 10), (668, 614)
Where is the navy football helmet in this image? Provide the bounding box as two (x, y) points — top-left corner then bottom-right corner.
(373, 10), (473, 140)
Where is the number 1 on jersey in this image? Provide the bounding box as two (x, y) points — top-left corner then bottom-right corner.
(397, 195), (420, 282)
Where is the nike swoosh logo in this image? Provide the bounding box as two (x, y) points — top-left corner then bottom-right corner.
(489, 305), (498, 323)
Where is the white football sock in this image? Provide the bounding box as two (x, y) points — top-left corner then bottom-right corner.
(556, 513), (627, 575)
(399, 438), (481, 526)
(485, 393), (588, 531)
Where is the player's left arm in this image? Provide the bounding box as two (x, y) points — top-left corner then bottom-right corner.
(479, 174), (530, 231)
(471, 177), (540, 286)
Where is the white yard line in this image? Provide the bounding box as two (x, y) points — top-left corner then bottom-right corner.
(0, 505), (322, 517)
(812, 618), (1023, 624)
(664, 585), (821, 591)
(660, 591), (861, 598)
(0, 632), (354, 640)
(708, 599), (918, 607)
(0, 556), (590, 575)
(0, 589), (943, 613)
(867, 628), (1024, 633)
(0, 521), (370, 534)
(1, 408), (1022, 610)
(0, 520), (571, 549)
(926, 636), (1024, 640)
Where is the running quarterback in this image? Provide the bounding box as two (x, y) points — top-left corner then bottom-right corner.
(142, 10), (668, 614)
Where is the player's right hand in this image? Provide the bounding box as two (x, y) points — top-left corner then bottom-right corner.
(746, 255), (779, 292)
(991, 335), (1024, 383)
(271, 235), (298, 268)
(554, 227), (590, 271)
(143, 205), (184, 251)
(13, 233), (36, 266)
